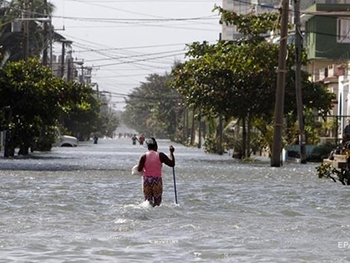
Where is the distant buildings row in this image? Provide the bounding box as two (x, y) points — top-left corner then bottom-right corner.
(51, 40), (93, 86)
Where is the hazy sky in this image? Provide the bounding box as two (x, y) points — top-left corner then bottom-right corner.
(49, 0), (223, 110)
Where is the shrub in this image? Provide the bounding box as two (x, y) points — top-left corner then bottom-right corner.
(308, 142), (337, 162)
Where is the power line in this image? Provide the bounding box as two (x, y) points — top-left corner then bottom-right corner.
(51, 15), (218, 23)
(70, 42), (184, 69)
(83, 49), (185, 63)
(73, 42), (196, 53)
(67, 0), (219, 2)
(57, 0), (220, 21)
(89, 52), (184, 67)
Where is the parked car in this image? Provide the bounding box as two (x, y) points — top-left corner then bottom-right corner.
(52, 134), (78, 147)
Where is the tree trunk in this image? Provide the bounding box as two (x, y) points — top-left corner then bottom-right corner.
(242, 116), (247, 159)
(4, 129), (15, 157)
(190, 109), (195, 145)
(198, 110), (201, 148)
(18, 144), (30, 155)
(247, 115), (251, 158)
(218, 115), (223, 155)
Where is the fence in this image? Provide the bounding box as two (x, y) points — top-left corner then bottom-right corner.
(315, 115), (350, 146)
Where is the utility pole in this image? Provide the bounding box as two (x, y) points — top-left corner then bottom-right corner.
(60, 39), (73, 79)
(271, 0), (289, 167)
(67, 52), (72, 82)
(23, 0), (29, 61)
(42, 0), (48, 66)
(218, 33), (223, 155)
(60, 40), (66, 78)
(49, 16), (53, 69)
(294, 0), (307, 164)
(198, 110), (202, 149)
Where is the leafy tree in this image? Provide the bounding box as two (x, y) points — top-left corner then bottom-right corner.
(0, 58), (61, 156)
(95, 93), (119, 138)
(170, 41), (279, 155)
(123, 73), (180, 139)
(0, 58), (98, 157)
(170, 8), (335, 156)
(61, 83), (102, 141)
(214, 5), (281, 38)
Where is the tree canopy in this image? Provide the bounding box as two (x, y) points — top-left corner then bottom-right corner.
(0, 58), (99, 156)
(122, 73), (180, 139)
(169, 7), (335, 155)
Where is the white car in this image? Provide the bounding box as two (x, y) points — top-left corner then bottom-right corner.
(52, 134), (78, 147)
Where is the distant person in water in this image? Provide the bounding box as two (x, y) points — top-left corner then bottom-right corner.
(139, 134), (145, 145)
(131, 134), (138, 145)
(136, 137), (175, 207)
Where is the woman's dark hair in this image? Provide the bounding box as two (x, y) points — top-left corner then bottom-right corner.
(146, 137), (158, 150)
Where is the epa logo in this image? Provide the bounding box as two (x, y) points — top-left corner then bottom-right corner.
(338, 242), (350, 249)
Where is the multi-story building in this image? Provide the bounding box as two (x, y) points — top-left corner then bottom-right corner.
(221, 0), (281, 40)
(303, 3), (350, 79)
(221, 0), (350, 41)
(221, 0), (350, 141)
(303, 2), (350, 139)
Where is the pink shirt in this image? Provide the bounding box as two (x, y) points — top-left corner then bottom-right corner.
(143, 151), (162, 177)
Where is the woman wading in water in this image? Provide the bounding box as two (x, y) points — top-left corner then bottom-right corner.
(136, 138), (175, 207)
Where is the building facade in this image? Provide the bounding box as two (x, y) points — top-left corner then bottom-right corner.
(221, 0), (281, 40)
(220, 0), (350, 142)
(221, 0), (350, 41)
(303, 3), (350, 141)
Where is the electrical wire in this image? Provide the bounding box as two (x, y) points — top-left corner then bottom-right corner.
(29, 0), (350, 104)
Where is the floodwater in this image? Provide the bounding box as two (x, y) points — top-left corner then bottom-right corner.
(0, 138), (349, 263)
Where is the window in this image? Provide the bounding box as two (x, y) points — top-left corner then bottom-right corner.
(337, 17), (350, 43)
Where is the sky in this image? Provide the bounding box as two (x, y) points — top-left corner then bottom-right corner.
(48, 0), (223, 110)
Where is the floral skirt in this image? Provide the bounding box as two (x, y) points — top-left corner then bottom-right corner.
(143, 176), (163, 207)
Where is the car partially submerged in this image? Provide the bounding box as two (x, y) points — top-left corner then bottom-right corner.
(52, 134), (78, 147)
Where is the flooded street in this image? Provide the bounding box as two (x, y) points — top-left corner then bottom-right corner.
(0, 138), (349, 262)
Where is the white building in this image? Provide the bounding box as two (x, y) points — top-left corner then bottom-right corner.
(221, 0), (281, 41)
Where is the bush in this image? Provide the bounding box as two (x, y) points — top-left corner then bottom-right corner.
(203, 136), (218, 153)
(308, 142), (337, 162)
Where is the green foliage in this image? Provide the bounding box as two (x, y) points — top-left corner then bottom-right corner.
(214, 6), (281, 37)
(0, 1), (118, 151)
(315, 162), (346, 184)
(251, 118), (273, 154)
(316, 162), (333, 178)
(203, 135), (218, 153)
(0, 58), (102, 156)
(310, 143), (337, 162)
(54, 85), (119, 141)
(171, 41), (279, 120)
(169, 8), (335, 154)
(32, 125), (57, 151)
(0, 58), (63, 122)
(96, 94), (119, 138)
(0, 58), (66, 155)
(61, 84), (104, 140)
(123, 73), (180, 139)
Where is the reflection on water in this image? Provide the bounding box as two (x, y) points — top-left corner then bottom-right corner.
(0, 138), (349, 262)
